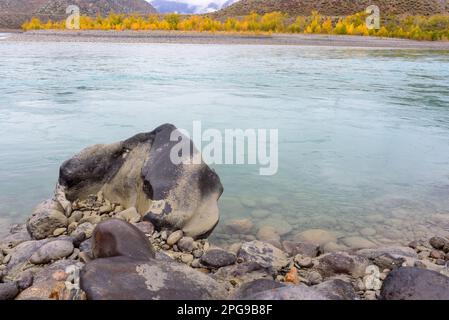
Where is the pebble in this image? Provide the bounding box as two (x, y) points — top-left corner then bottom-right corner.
(162, 244), (170, 250)
(364, 290), (377, 300)
(53, 227), (67, 236)
(134, 221), (154, 235)
(52, 270), (69, 281)
(294, 255), (313, 268)
(78, 252), (91, 263)
(69, 248), (80, 260)
(114, 205), (124, 214)
(363, 265), (382, 290)
(0, 282), (19, 300)
(284, 266), (300, 284)
(178, 237), (194, 252)
(355, 278), (365, 291)
(429, 236), (448, 250)
(98, 204), (113, 214)
(3, 254), (11, 264)
(418, 251), (430, 259)
(416, 245), (429, 253)
(192, 249), (203, 258)
(414, 260), (427, 269)
(72, 222), (94, 238)
(16, 270), (34, 290)
(200, 249), (236, 268)
(116, 207), (141, 224)
(68, 222), (78, 234)
(30, 240), (74, 264)
(228, 243), (242, 255)
(180, 253), (194, 265)
(80, 215), (101, 225)
(430, 250), (444, 260)
(166, 230), (183, 246)
(408, 240), (420, 249)
(191, 259), (201, 268)
(307, 271), (322, 285)
(68, 211), (83, 224)
(275, 275), (284, 282)
(160, 230), (168, 241)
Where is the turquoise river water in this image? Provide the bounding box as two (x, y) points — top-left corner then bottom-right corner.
(1, 37), (449, 248)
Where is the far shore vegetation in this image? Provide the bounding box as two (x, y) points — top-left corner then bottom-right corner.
(22, 11), (449, 41)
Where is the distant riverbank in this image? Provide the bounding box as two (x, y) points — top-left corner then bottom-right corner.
(3, 30), (449, 49)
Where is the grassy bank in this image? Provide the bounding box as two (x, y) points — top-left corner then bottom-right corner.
(22, 11), (449, 41)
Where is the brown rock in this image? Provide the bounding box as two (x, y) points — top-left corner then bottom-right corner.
(430, 250), (444, 260)
(166, 230), (183, 246)
(91, 219), (155, 261)
(429, 237), (449, 250)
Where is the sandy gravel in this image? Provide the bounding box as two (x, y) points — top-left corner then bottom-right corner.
(1, 30), (449, 49)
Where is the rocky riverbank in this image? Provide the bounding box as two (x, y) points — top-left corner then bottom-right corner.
(1, 124), (449, 300)
(4, 30), (449, 49)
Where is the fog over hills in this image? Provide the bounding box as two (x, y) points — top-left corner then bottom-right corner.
(148, 0), (238, 13)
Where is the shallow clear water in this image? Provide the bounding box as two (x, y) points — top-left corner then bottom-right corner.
(1, 41), (449, 247)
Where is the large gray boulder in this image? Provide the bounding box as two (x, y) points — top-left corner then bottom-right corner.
(380, 267), (449, 300)
(80, 220), (227, 300)
(58, 124), (223, 239)
(80, 256), (227, 300)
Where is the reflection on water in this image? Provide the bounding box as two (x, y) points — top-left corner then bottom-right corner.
(0, 42), (449, 247)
